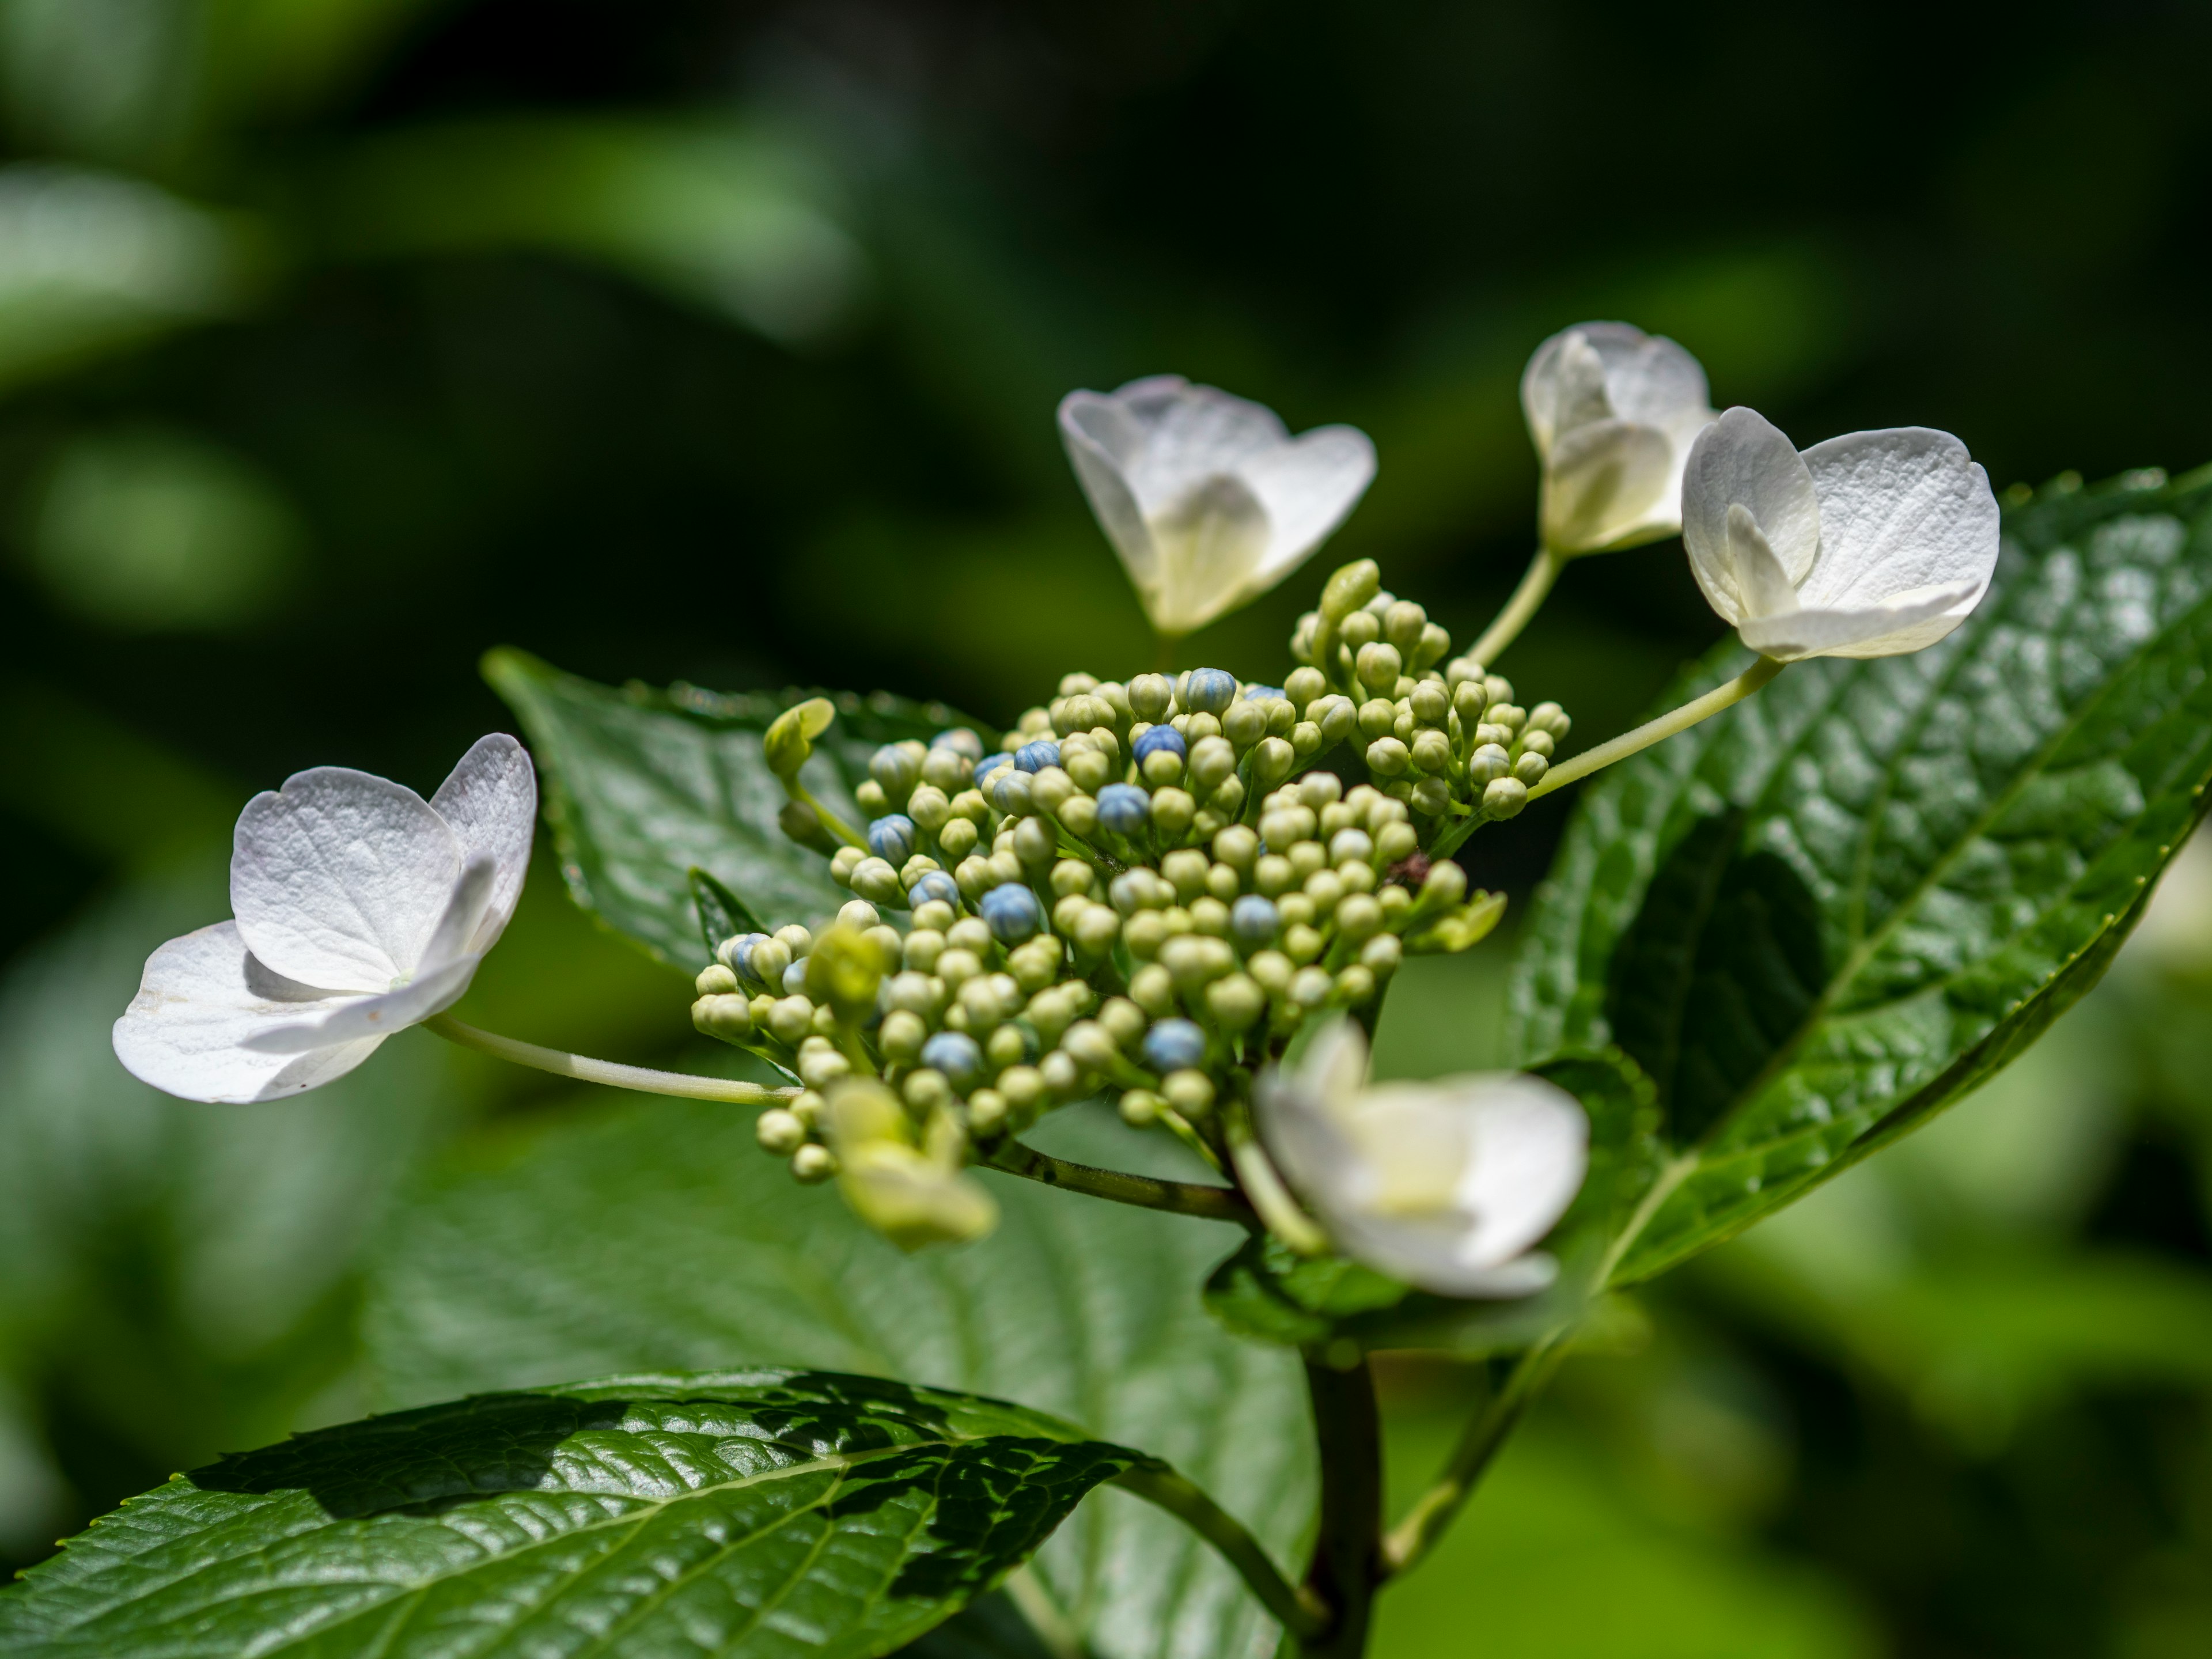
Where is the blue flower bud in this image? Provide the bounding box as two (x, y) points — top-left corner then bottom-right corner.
(868, 814), (918, 865)
(1015, 738), (1062, 773)
(1096, 782), (1150, 834)
(907, 869), (961, 910)
(979, 882), (1043, 944)
(1241, 684), (1285, 702)
(932, 728), (985, 760)
(975, 752), (1014, 785)
(921, 1029), (986, 1089)
(1229, 893), (1280, 947)
(1133, 725), (1187, 764)
(989, 768), (1034, 815)
(1142, 1017), (1207, 1074)
(717, 931), (770, 979)
(1182, 668), (1237, 715)
(782, 957), (810, 995)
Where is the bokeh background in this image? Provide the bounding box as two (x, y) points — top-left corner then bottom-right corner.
(5, 3), (2212, 1654)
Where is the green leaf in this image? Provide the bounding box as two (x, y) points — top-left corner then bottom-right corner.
(484, 649), (980, 969)
(0, 1370), (1140, 1658)
(366, 1101), (1312, 1659)
(1511, 467), (2212, 1285)
(693, 865), (767, 958)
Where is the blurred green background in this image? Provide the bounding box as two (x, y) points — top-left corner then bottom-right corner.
(4, 2), (2211, 1654)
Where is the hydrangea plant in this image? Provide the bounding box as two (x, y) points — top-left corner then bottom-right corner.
(10, 321), (2209, 1659)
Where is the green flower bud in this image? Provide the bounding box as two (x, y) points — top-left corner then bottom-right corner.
(1283, 666), (1327, 709)
(1290, 720), (1324, 757)
(1181, 735), (1230, 792)
(1129, 962), (1176, 1016)
(767, 995), (815, 1045)
(1376, 821), (1420, 863)
(1205, 861), (1241, 904)
(798, 1046), (853, 1089)
(1048, 858), (1092, 899)
(1414, 622), (1452, 671)
(1025, 989), (1075, 1044)
(908, 785), (952, 833)
(1301, 696), (1349, 748)
(1029, 767), (1074, 817)
(1141, 747), (1185, 787)
(748, 938), (793, 987)
(953, 856), (994, 905)
(756, 1108), (807, 1156)
(1128, 673), (1175, 721)
(1162, 1069), (1216, 1116)
(1289, 965), (1333, 1007)
(1334, 964), (1377, 1004)
(791, 1143), (838, 1183)
(1062, 1020), (1121, 1072)
(1284, 923), (1324, 964)
(1039, 1050), (1082, 1098)
(921, 747), (971, 793)
(1468, 744), (1511, 787)
(1253, 853), (1294, 897)
(948, 913), (995, 955)
(696, 963), (740, 997)
(1065, 747), (1113, 793)
(1411, 777), (1452, 817)
(1320, 558), (1381, 622)
(987, 1022), (1031, 1070)
(1339, 609), (1380, 650)
(1099, 997), (1147, 1047)
(779, 798), (835, 850)
(880, 1009), (928, 1062)
(1222, 698), (1268, 752)
(1247, 949), (1294, 997)
(1058, 795), (1099, 838)
(1445, 656), (1487, 690)
(1529, 700), (1571, 737)
(830, 845), (865, 885)
(938, 817), (980, 860)
(1190, 895), (1230, 936)
(1073, 904), (1122, 956)
(1334, 892), (1382, 942)
(1410, 729), (1453, 774)
(999, 1066), (1046, 1112)
(1483, 777), (1529, 819)
(1380, 600), (1423, 656)
(1518, 729), (1556, 760)
(1366, 736), (1411, 777)
(1007, 935), (1064, 993)
(870, 743), (923, 799)
(1150, 787), (1196, 840)
(1206, 972), (1266, 1032)
(968, 1089), (1008, 1135)
(1243, 736), (1291, 791)
(1012, 815), (1056, 870)
(1361, 933), (1403, 977)
(852, 858), (904, 907)
(904, 1067), (953, 1112)
(1119, 1089), (1163, 1127)
(1160, 849), (1209, 902)
(1514, 752), (1549, 786)
(765, 697), (835, 779)
(805, 923), (896, 1019)
(1355, 698), (1396, 744)
(692, 993), (756, 1043)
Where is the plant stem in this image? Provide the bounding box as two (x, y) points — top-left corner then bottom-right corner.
(425, 1015), (797, 1105)
(1298, 1354), (1384, 1658)
(1468, 546), (1567, 667)
(984, 1141), (1256, 1224)
(1527, 656), (1786, 802)
(1380, 1337), (1567, 1578)
(1224, 1106), (1331, 1256)
(1115, 1463), (1327, 1642)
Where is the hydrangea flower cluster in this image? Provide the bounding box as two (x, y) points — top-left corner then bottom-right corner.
(686, 559), (1542, 1237)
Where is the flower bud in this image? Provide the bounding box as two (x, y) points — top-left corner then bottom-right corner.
(696, 963), (740, 997)
(1514, 752), (1549, 785)
(1366, 736), (1411, 777)
(1334, 964), (1377, 1004)
(1097, 997), (1146, 1047)
(1222, 698), (1268, 751)
(904, 1068), (953, 1113)
(1013, 815), (1058, 870)
(1063, 1020), (1122, 1073)
(868, 815), (918, 866)
(798, 1045), (853, 1089)
(789, 1143), (836, 1183)
(1187, 735), (1236, 793)
(1007, 934), (1064, 991)
(1119, 1089), (1163, 1127)
(953, 856), (995, 906)
(1518, 729), (1555, 760)
(921, 1030), (986, 1090)
(1335, 892), (1383, 942)
(1162, 1069), (1216, 1116)
(1039, 1050), (1082, 1097)
(1320, 558), (1381, 622)
(767, 995), (816, 1045)
(1409, 729), (1453, 775)
(692, 993), (755, 1043)
(1028, 767), (1075, 817)
(756, 1108), (807, 1156)
(805, 923), (897, 1019)
(1247, 949), (1294, 997)
(850, 858), (904, 907)
(1361, 933), (1403, 977)
(1285, 665), (1328, 707)
(1129, 962), (1176, 1016)
(988, 768), (1035, 816)
(1414, 622), (1452, 671)
(1206, 972), (1265, 1032)
(1483, 777), (1529, 819)
(980, 882), (1043, 944)
(1128, 673), (1175, 721)
(1161, 849), (1210, 903)
(987, 1022), (1032, 1070)
(1339, 609), (1380, 649)
(1230, 893), (1280, 947)
(1190, 895), (1230, 936)
(1290, 721), (1324, 757)
(1142, 1017), (1207, 1073)
(1096, 782), (1150, 835)
(870, 744), (923, 799)
(1356, 699), (1397, 743)
(1467, 744), (1511, 787)
(921, 748), (971, 795)
(938, 817), (979, 860)
(1150, 788), (1197, 840)
(1071, 904), (1121, 956)
(780, 798), (836, 851)
(764, 697), (835, 779)
(880, 1009), (927, 1063)
(999, 1066), (1046, 1112)
(1284, 923), (1324, 963)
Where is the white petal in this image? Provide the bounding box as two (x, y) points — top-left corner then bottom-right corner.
(1325, 1209), (1562, 1298)
(111, 921), (385, 1103)
(1059, 389), (1162, 599)
(1738, 579), (1982, 661)
(241, 951), (482, 1054)
(1116, 381), (1289, 513)
(1144, 472), (1271, 636)
(230, 766), (461, 991)
(1587, 327), (1711, 434)
(1236, 424), (1377, 589)
(1521, 329), (1613, 458)
(1540, 418), (1673, 554)
(1798, 427), (2001, 612)
(1726, 504), (1802, 620)
(418, 854), (498, 973)
(429, 734), (537, 955)
(1681, 408), (1821, 622)
(1449, 1073), (1590, 1264)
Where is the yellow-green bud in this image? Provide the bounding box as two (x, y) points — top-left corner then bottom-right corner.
(756, 1108), (807, 1156)
(805, 923), (896, 1018)
(1223, 698), (1268, 750)
(764, 697), (835, 779)
(987, 1023), (1029, 1069)
(1099, 997), (1146, 1048)
(1320, 558), (1381, 622)
(1161, 1069), (1216, 1116)
(1129, 962), (1176, 1016)
(1039, 1050), (1082, 1097)
(1247, 949), (1294, 997)
(1514, 752), (1549, 785)
(880, 1009), (927, 1062)
(1361, 933), (1403, 976)
(791, 1143), (837, 1183)
(1161, 849), (1209, 903)
(1073, 904), (1122, 956)
(767, 995), (815, 1045)
(939, 817), (980, 859)
(1031, 767), (1076, 816)
(1291, 720), (1324, 757)
(1119, 1088), (1163, 1127)
(998, 1066), (1046, 1111)
(850, 858), (903, 906)
(692, 993), (755, 1043)
(1206, 972), (1265, 1031)
(1151, 787), (1196, 840)
(1355, 642), (1403, 696)
(1339, 609), (1380, 649)
(1377, 821), (1419, 863)
(1013, 815), (1057, 869)
(904, 1067), (953, 1112)
(1335, 964), (1377, 1003)
(1366, 737), (1410, 777)
(697, 964), (740, 997)
(1483, 777), (1529, 819)
(1410, 729), (1453, 774)
(1335, 892), (1382, 941)
(1214, 824), (1259, 871)
(1284, 923), (1324, 964)
(798, 1046), (853, 1089)
(1357, 699), (1397, 743)
(968, 1089), (1009, 1134)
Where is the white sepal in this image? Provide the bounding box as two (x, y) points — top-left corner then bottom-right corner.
(1522, 323), (1715, 555)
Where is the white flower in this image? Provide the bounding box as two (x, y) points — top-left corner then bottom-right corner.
(1681, 406), (2001, 661)
(113, 736), (536, 1103)
(1058, 375), (1377, 637)
(1522, 322), (1716, 555)
(1256, 1021), (1588, 1297)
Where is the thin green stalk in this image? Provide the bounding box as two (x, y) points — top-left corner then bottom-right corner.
(1528, 656), (1786, 801)
(1381, 1337), (1568, 1578)
(425, 1014), (796, 1105)
(1115, 1463), (1327, 1642)
(1467, 546), (1567, 666)
(1298, 1355), (1384, 1658)
(985, 1140), (1255, 1224)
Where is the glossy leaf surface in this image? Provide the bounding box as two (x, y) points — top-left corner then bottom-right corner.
(0, 1370), (1138, 1658)
(368, 1103), (1312, 1659)
(1512, 468), (2212, 1283)
(486, 649), (976, 968)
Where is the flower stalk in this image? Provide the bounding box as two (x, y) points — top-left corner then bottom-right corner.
(1525, 656), (1785, 801)
(426, 1014), (797, 1105)
(1466, 545), (1566, 666)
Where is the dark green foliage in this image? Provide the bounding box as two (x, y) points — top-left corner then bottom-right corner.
(1513, 470), (2212, 1284)
(0, 1370), (1140, 1658)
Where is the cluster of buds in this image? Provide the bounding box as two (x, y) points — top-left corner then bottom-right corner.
(688, 558), (1558, 1247)
(1289, 559), (1570, 827)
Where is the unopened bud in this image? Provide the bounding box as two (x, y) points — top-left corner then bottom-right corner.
(764, 697), (835, 779)
(1366, 736), (1411, 777)
(1514, 751), (1548, 785)
(1128, 673), (1175, 721)
(1206, 972), (1266, 1032)
(1320, 558), (1381, 622)
(692, 993), (755, 1043)
(790, 1143), (837, 1183)
(1468, 744), (1511, 787)
(1311, 695), (1357, 747)
(1161, 1069), (1216, 1116)
(1483, 777), (1529, 819)
(1129, 963), (1176, 1017)
(1410, 729), (1453, 774)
